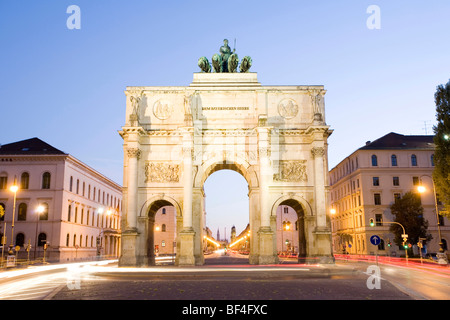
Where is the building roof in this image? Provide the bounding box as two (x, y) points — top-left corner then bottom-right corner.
(0, 137), (67, 155)
(359, 132), (435, 150)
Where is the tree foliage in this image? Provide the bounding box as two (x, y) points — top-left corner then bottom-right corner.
(389, 192), (430, 249)
(433, 79), (450, 218)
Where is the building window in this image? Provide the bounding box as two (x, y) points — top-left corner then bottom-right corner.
(439, 215), (445, 226)
(161, 240), (166, 247)
(374, 193), (381, 205)
(18, 203), (27, 221)
(162, 208), (166, 215)
(38, 233), (47, 247)
(16, 233), (25, 247)
(391, 155), (398, 167)
(284, 207), (289, 214)
(375, 214), (383, 226)
(411, 154), (417, 166)
(372, 177), (380, 186)
(394, 193), (401, 203)
(0, 174), (8, 189)
(76, 179), (79, 194)
(412, 176), (419, 186)
(42, 172), (51, 189)
(40, 202), (49, 220)
(20, 172), (29, 189)
(378, 239), (385, 250)
(66, 234), (70, 246)
(431, 154), (435, 166)
(162, 224), (166, 232)
(442, 239), (448, 251)
(69, 176), (73, 192)
(371, 155), (378, 166)
(393, 177), (400, 186)
(68, 204), (72, 221)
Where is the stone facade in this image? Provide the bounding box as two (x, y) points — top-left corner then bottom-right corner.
(119, 73), (334, 266)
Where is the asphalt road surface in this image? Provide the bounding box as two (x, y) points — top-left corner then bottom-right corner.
(51, 252), (412, 301)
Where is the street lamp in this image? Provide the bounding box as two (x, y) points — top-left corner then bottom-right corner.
(417, 175), (448, 264)
(34, 205), (45, 259)
(417, 176), (444, 252)
(9, 178), (19, 255)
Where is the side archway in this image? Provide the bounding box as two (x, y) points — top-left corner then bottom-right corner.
(140, 195), (181, 266)
(271, 195), (313, 263)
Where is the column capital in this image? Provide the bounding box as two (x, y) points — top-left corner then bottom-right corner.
(127, 147), (141, 159)
(311, 147), (325, 158)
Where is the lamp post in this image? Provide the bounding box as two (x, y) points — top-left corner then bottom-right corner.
(418, 175), (448, 265)
(9, 179), (18, 255)
(34, 205), (45, 260)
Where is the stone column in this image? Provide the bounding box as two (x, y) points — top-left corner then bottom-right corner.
(126, 147), (141, 231)
(256, 126), (277, 264)
(119, 147), (141, 267)
(178, 130), (196, 265)
(311, 146), (334, 263)
(257, 127), (271, 229)
(311, 147), (326, 228)
(182, 144), (194, 230)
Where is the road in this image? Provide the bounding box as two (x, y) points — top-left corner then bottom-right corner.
(334, 255), (450, 300)
(0, 252), (448, 302)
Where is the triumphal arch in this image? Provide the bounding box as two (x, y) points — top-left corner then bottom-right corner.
(119, 42), (334, 266)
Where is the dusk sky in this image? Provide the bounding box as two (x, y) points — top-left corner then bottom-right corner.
(1, 1), (450, 239)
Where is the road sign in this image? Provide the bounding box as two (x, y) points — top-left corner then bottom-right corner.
(370, 235), (381, 246)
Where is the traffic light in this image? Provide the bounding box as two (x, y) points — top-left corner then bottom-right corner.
(369, 218), (374, 227)
(387, 239), (391, 247)
(403, 243), (408, 249)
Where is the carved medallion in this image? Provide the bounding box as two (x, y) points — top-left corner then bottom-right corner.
(153, 100), (173, 120)
(278, 99), (299, 119)
(145, 162), (180, 183)
(273, 160), (308, 182)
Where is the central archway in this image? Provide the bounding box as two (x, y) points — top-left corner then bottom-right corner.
(192, 158), (260, 265)
(203, 169), (250, 264)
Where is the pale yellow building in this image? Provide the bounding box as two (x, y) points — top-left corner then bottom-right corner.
(276, 205), (299, 255)
(153, 205), (176, 256)
(0, 138), (122, 262)
(329, 133), (449, 257)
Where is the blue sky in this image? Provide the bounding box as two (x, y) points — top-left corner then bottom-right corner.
(1, 1), (450, 239)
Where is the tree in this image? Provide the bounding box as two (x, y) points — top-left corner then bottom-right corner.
(433, 79), (450, 218)
(389, 192), (430, 253)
